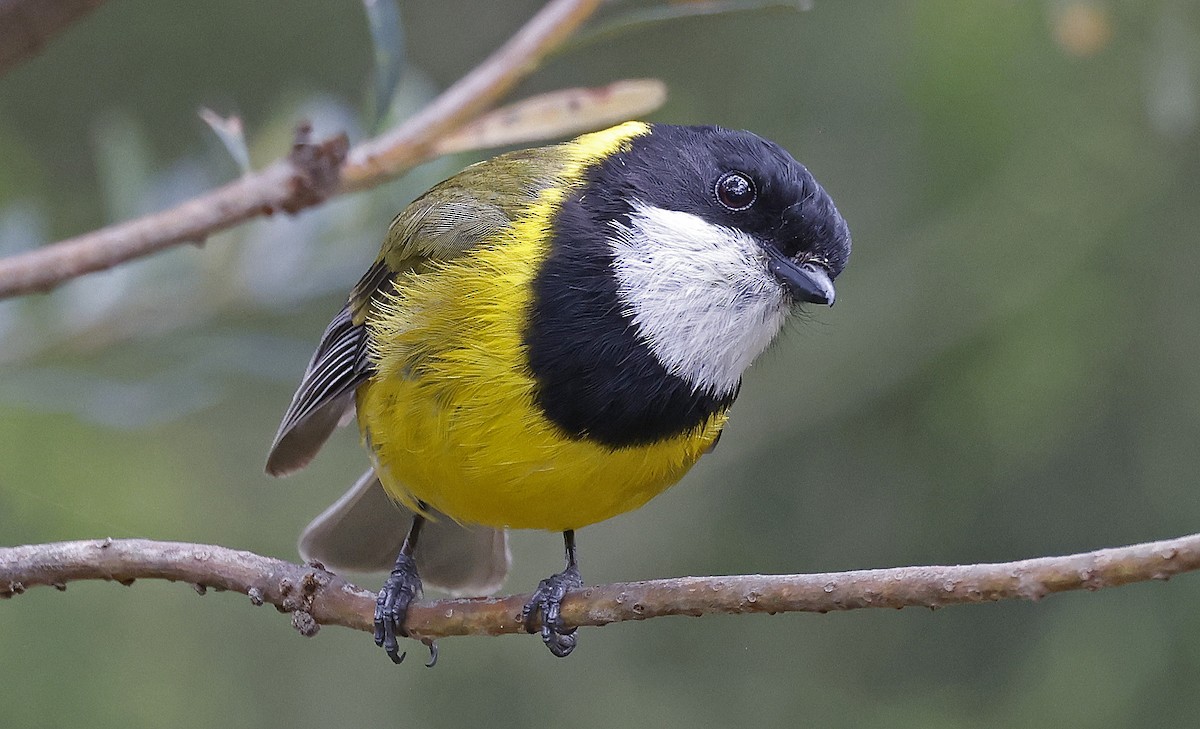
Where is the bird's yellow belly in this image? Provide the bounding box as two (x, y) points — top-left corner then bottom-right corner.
(354, 174), (725, 532)
(357, 375), (725, 531)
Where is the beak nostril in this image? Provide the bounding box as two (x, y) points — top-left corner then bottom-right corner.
(765, 251), (836, 307)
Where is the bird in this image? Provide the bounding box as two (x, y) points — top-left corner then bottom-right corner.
(266, 121), (851, 664)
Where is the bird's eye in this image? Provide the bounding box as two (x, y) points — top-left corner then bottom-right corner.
(715, 171), (757, 211)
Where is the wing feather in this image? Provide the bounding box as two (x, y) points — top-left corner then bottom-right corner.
(266, 299), (375, 476)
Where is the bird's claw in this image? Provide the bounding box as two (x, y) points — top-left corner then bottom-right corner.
(373, 554), (422, 664)
(521, 564), (583, 657)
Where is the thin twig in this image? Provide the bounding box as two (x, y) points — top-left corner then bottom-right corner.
(0, 124), (350, 298)
(2, 534), (1196, 642)
(340, 0), (604, 190)
(0, 0), (604, 299)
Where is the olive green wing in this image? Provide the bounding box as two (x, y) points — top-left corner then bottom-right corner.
(265, 147), (563, 477)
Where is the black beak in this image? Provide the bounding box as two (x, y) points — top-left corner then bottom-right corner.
(765, 248), (836, 306)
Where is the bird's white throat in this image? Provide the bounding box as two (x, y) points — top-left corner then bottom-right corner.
(608, 203), (790, 397)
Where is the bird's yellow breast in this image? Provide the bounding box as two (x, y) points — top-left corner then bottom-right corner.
(356, 123), (726, 531)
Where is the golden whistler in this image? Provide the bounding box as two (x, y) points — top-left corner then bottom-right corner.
(267, 121), (851, 663)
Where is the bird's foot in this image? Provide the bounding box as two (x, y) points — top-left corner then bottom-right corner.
(374, 554), (436, 665)
(521, 564), (583, 657)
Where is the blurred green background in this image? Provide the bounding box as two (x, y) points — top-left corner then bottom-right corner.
(3, 0), (1200, 726)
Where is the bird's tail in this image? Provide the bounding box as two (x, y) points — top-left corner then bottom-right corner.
(298, 469), (510, 596)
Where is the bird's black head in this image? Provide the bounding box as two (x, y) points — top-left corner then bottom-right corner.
(526, 122), (852, 445)
(593, 124), (851, 305)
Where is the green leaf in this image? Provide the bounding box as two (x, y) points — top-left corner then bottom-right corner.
(362, 0), (406, 132)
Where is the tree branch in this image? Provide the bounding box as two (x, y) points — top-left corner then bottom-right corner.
(3, 534), (1197, 642)
(0, 0), (604, 299)
(340, 0), (604, 191)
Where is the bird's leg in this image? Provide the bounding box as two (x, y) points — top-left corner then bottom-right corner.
(521, 529), (584, 657)
(373, 506), (437, 666)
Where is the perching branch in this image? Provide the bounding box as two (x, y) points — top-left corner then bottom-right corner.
(0, 0), (604, 299)
(3, 534), (1198, 642)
